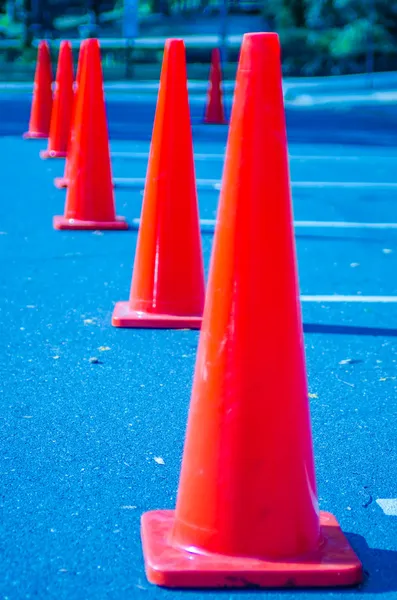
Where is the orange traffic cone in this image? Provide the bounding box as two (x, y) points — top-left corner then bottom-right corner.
(54, 40), (88, 188)
(112, 39), (205, 329)
(140, 33), (363, 588)
(54, 42), (85, 188)
(204, 48), (227, 124)
(40, 40), (74, 159)
(23, 41), (53, 139)
(53, 39), (127, 231)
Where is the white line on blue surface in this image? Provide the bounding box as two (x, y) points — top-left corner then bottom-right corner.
(114, 177), (219, 189)
(301, 294), (397, 304)
(111, 151), (397, 162)
(301, 296), (397, 302)
(376, 499), (397, 515)
(115, 177), (397, 190)
(294, 221), (397, 229)
(132, 218), (397, 230)
(112, 151), (223, 160)
(293, 181), (397, 189)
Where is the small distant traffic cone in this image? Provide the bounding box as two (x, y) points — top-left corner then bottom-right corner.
(54, 40), (87, 188)
(140, 33), (363, 588)
(23, 41), (53, 139)
(40, 41), (74, 159)
(204, 48), (227, 124)
(53, 39), (127, 231)
(112, 39), (205, 329)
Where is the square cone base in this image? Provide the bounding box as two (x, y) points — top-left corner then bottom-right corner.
(54, 177), (69, 189)
(53, 215), (128, 231)
(40, 149), (67, 159)
(112, 301), (202, 330)
(141, 510), (363, 589)
(23, 131), (48, 139)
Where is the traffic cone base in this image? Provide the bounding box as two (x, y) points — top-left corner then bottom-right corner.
(112, 301), (202, 329)
(40, 149), (67, 159)
(53, 215), (128, 231)
(54, 177), (69, 189)
(141, 511), (362, 588)
(23, 131), (48, 140)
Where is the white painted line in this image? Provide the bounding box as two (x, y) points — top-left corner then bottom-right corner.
(293, 181), (397, 189)
(206, 219), (397, 230)
(295, 221), (397, 229)
(111, 151), (397, 162)
(301, 296), (397, 303)
(132, 217), (397, 231)
(111, 150), (397, 162)
(376, 498), (397, 515)
(114, 177), (219, 190)
(111, 151), (224, 161)
(290, 91), (397, 107)
(116, 178), (397, 191)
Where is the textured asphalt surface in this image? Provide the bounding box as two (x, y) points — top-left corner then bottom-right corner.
(1, 91), (397, 599)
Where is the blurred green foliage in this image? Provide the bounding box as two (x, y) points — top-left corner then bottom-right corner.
(263, 0), (397, 74)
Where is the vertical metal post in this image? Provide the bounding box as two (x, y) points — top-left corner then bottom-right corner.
(123, 0), (139, 79)
(219, 0), (228, 64)
(30, 0), (44, 37)
(123, 0), (139, 39)
(366, 0), (375, 87)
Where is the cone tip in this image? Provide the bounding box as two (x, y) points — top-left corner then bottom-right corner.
(242, 31), (280, 48)
(84, 38), (100, 50)
(59, 39), (72, 50)
(237, 32), (281, 73)
(211, 47), (221, 60)
(164, 38), (185, 50)
(38, 39), (51, 53)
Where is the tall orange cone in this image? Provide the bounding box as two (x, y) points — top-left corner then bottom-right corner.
(204, 48), (227, 124)
(53, 39), (127, 231)
(54, 40), (87, 188)
(40, 41), (74, 159)
(140, 33), (363, 588)
(23, 41), (53, 139)
(112, 39), (205, 329)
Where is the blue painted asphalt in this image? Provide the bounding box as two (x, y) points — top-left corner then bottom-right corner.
(1, 94), (397, 599)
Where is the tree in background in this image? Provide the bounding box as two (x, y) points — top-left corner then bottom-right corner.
(263, 0), (397, 75)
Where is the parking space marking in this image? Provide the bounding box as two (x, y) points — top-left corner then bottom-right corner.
(293, 181), (397, 189)
(132, 217), (397, 231)
(111, 151), (397, 162)
(294, 221), (397, 229)
(114, 177), (219, 189)
(301, 296), (397, 302)
(112, 151), (223, 160)
(376, 499), (397, 515)
(117, 177), (397, 191)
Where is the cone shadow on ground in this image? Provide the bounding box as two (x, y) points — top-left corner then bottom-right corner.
(344, 534), (397, 594)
